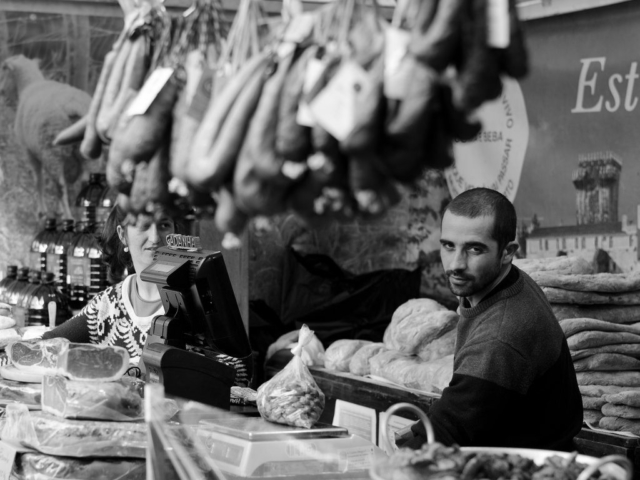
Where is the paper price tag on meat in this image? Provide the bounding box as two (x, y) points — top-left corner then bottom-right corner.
(309, 61), (369, 141)
(126, 67), (174, 116)
(297, 57), (326, 127)
(487, 0), (510, 48)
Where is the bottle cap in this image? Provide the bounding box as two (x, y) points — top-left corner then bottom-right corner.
(45, 218), (57, 230)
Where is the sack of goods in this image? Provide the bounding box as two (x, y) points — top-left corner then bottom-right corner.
(322, 298), (457, 393)
(257, 325), (325, 428)
(523, 256), (640, 431)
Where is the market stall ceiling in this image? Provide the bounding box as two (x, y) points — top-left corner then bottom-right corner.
(0, 0), (632, 21)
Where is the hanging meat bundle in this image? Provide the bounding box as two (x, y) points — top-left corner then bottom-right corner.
(68, 0), (529, 245)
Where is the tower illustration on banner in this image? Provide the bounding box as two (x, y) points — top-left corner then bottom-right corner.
(524, 152), (640, 273)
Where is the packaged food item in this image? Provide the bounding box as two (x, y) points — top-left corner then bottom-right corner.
(1, 405), (146, 458)
(370, 351), (453, 393)
(12, 453), (146, 480)
(257, 325), (325, 428)
(42, 375), (144, 421)
(348, 343), (386, 376)
(324, 339), (371, 372)
(58, 343), (130, 381)
(0, 377), (41, 405)
(7, 338), (69, 374)
(266, 329), (325, 367)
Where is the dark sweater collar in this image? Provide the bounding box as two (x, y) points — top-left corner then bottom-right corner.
(459, 266), (523, 317)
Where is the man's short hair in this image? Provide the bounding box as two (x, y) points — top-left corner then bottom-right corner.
(443, 188), (517, 251)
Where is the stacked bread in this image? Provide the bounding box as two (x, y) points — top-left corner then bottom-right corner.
(323, 299), (457, 394)
(517, 256), (640, 430)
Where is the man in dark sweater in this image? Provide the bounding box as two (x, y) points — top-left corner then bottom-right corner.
(408, 188), (583, 450)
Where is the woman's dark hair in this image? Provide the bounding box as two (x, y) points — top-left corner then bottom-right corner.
(100, 205), (190, 282)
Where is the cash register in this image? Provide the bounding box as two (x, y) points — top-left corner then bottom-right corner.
(140, 234), (252, 409)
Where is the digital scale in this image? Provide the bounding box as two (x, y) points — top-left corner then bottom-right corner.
(192, 415), (385, 479)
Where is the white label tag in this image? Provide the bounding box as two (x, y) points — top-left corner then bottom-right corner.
(284, 12), (315, 44)
(0, 441), (17, 480)
(384, 27), (411, 78)
(487, 0), (510, 48)
(384, 27), (413, 99)
(309, 61), (370, 141)
(297, 57), (325, 127)
(126, 67), (174, 116)
(332, 399), (376, 444)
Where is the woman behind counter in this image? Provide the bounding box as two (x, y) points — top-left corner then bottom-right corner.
(43, 205), (253, 386)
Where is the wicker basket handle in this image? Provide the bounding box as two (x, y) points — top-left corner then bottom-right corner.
(380, 402), (434, 452)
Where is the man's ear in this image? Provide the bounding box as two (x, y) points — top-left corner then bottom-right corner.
(502, 241), (520, 264)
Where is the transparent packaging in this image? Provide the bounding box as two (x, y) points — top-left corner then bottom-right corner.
(7, 338), (70, 376)
(13, 272), (41, 328)
(12, 452), (146, 480)
(57, 343), (130, 382)
(30, 218), (58, 273)
(1, 404), (147, 458)
(257, 325), (325, 428)
(0, 377), (41, 406)
(42, 375), (144, 421)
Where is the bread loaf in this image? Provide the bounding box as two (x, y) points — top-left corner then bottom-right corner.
(417, 329), (456, 362)
(603, 390), (640, 407)
(384, 299), (457, 356)
(577, 371), (640, 387)
(583, 409), (603, 424)
(599, 416), (640, 435)
(543, 288), (640, 305)
(580, 385), (634, 397)
(324, 340), (371, 372)
(530, 272), (640, 293)
(572, 344), (640, 361)
(567, 331), (640, 350)
(513, 256), (593, 275)
(560, 318), (640, 338)
(553, 304), (640, 323)
(573, 353), (640, 372)
(371, 352), (453, 393)
(348, 343), (386, 376)
(582, 395), (606, 410)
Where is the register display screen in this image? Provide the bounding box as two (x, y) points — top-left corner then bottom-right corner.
(149, 263), (175, 273)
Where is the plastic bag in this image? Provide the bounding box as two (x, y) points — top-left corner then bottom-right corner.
(58, 343), (130, 382)
(41, 375), (144, 421)
(324, 339), (371, 372)
(1, 406), (146, 458)
(12, 453), (145, 480)
(257, 325), (325, 428)
(0, 377), (41, 406)
(370, 352), (453, 393)
(348, 343), (386, 376)
(7, 338), (69, 375)
(266, 329), (326, 367)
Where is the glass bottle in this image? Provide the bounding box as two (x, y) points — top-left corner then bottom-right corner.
(27, 272), (71, 327)
(47, 219), (75, 297)
(74, 173), (107, 221)
(13, 271), (40, 327)
(0, 265), (18, 304)
(6, 267), (30, 309)
(67, 206), (106, 310)
(30, 218), (57, 272)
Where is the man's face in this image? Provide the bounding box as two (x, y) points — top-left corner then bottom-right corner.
(440, 211), (504, 298)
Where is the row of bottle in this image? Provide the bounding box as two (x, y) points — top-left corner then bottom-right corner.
(30, 206), (109, 310)
(0, 266), (71, 327)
